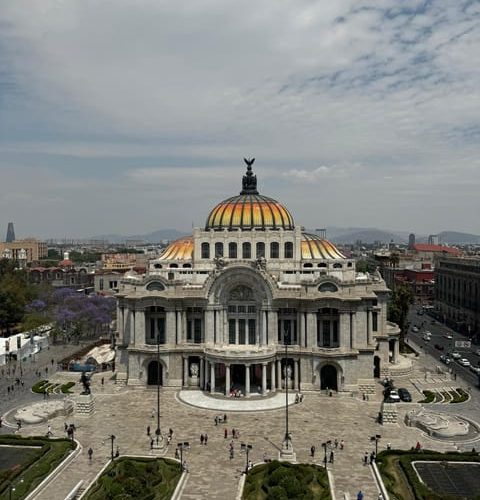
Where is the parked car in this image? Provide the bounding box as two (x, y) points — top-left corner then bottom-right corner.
(434, 344), (444, 351)
(423, 334), (431, 341)
(469, 365), (480, 374)
(458, 358), (471, 367)
(450, 351), (461, 359)
(398, 388), (412, 402)
(412, 326), (419, 333)
(475, 349), (480, 356)
(444, 333), (453, 339)
(385, 390), (400, 403)
(440, 355), (452, 365)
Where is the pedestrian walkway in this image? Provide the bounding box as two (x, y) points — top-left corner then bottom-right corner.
(13, 369), (460, 500)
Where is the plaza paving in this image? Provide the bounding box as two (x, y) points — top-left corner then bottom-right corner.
(2, 347), (479, 500)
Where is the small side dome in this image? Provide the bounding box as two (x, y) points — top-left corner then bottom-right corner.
(159, 237), (193, 260)
(301, 233), (346, 260)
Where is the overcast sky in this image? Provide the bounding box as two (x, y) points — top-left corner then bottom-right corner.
(1, 0), (479, 239)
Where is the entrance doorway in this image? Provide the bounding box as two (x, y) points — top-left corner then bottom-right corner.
(147, 360), (163, 385)
(320, 364), (337, 391)
(374, 356), (381, 378)
(231, 364), (246, 389)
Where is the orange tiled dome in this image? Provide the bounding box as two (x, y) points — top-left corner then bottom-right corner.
(301, 233), (345, 260)
(159, 237), (193, 260)
(206, 159), (295, 230)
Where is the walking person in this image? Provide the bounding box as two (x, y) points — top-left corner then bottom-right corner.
(334, 438), (338, 449)
(88, 447), (93, 461)
(340, 439), (344, 450)
(224, 428), (228, 439)
(200, 434), (204, 445)
(310, 445), (315, 458)
(147, 425), (151, 436)
(364, 452), (368, 465)
(204, 433), (208, 445)
(329, 451), (334, 463)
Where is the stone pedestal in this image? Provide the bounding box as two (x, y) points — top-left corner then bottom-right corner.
(75, 394), (95, 415)
(381, 402), (398, 424)
(188, 376), (199, 388)
(278, 438), (296, 462)
(151, 434), (168, 454)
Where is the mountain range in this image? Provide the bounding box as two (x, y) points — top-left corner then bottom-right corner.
(92, 227), (480, 245)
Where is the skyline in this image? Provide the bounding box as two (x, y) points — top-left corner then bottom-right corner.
(1, 1), (479, 238)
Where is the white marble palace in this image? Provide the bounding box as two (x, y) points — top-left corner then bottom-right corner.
(116, 160), (401, 395)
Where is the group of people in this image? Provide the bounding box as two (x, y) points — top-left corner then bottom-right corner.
(310, 438), (345, 461)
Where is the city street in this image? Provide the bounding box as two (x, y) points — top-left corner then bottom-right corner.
(406, 307), (480, 388)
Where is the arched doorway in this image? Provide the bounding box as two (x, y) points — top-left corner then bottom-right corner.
(373, 356), (381, 378)
(147, 360), (163, 385)
(320, 364), (337, 391)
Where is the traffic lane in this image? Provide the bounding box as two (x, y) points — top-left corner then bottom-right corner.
(407, 332), (479, 387)
(408, 312), (479, 359)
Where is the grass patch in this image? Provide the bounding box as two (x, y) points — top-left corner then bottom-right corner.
(60, 382), (75, 394)
(243, 461), (331, 500)
(377, 449), (480, 500)
(0, 435), (76, 500)
(419, 390), (436, 403)
(451, 388), (469, 403)
(31, 380), (49, 394)
(84, 457), (181, 500)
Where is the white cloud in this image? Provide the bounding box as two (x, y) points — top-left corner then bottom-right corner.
(0, 0), (479, 236)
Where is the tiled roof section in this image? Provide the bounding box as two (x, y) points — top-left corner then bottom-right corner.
(159, 237), (194, 260)
(301, 233), (346, 260)
(412, 244), (460, 255)
(205, 194), (295, 231)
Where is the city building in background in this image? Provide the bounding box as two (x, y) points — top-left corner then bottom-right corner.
(435, 256), (480, 341)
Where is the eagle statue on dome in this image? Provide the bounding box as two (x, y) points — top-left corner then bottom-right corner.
(241, 157), (258, 194)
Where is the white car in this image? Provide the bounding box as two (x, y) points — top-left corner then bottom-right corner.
(450, 351), (461, 359)
(444, 333), (453, 339)
(476, 349), (480, 356)
(412, 326), (419, 333)
(458, 358), (471, 367)
(386, 390), (401, 403)
(469, 365), (480, 374)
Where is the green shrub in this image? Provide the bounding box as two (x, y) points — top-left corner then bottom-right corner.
(60, 382), (75, 394)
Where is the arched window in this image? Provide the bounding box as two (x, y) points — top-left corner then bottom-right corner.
(154, 263), (162, 269)
(318, 282), (338, 292)
(284, 242), (293, 258)
(242, 242), (251, 259)
(182, 263), (191, 268)
(228, 242), (237, 258)
(146, 281), (165, 291)
(214, 242), (224, 257)
(303, 263), (313, 268)
(318, 263), (327, 268)
(256, 242), (265, 258)
(333, 263), (342, 269)
(201, 242), (210, 259)
(270, 242), (279, 259)
(169, 263), (178, 268)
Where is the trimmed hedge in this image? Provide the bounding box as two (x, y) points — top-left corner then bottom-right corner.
(243, 461), (331, 500)
(84, 457), (181, 500)
(377, 449), (480, 500)
(0, 435), (76, 499)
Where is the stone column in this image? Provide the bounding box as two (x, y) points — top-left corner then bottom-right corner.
(306, 312), (317, 348)
(204, 309), (214, 345)
(166, 310), (176, 345)
(225, 364), (231, 396)
(262, 362), (267, 394)
(261, 310), (268, 345)
(183, 357), (189, 387)
(299, 312), (305, 348)
(293, 359), (299, 391)
(271, 361), (276, 391)
(200, 357), (205, 389)
(181, 310), (187, 343)
(350, 312), (356, 349)
(268, 310), (278, 345)
(245, 364), (250, 396)
(205, 360), (210, 389)
(135, 309), (145, 347)
(276, 359), (282, 389)
(339, 311), (349, 349)
(367, 309), (372, 345)
(210, 362), (215, 393)
(393, 339), (400, 363)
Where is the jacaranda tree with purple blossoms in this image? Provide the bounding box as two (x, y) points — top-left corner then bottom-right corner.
(50, 288), (116, 342)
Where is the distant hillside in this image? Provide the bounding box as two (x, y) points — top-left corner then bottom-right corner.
(438, 231), (480, 244)
(330, 229), (407, 244)
(92, 229), (189, 243)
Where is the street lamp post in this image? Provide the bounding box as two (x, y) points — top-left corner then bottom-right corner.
(241, 442), (253, 474)
(321, 440), (332, 467)
(110, 434), (116, 460)
(370, 434), (381, 456)
(279, 329), (296, 461)
(156, 332), (161, 445)
(177, 442), (190, 470)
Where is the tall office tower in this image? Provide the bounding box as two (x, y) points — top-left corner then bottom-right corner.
(428, 234), (439, 245)
(408, 233), (416, 248)
(5, 222), (15, 243)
